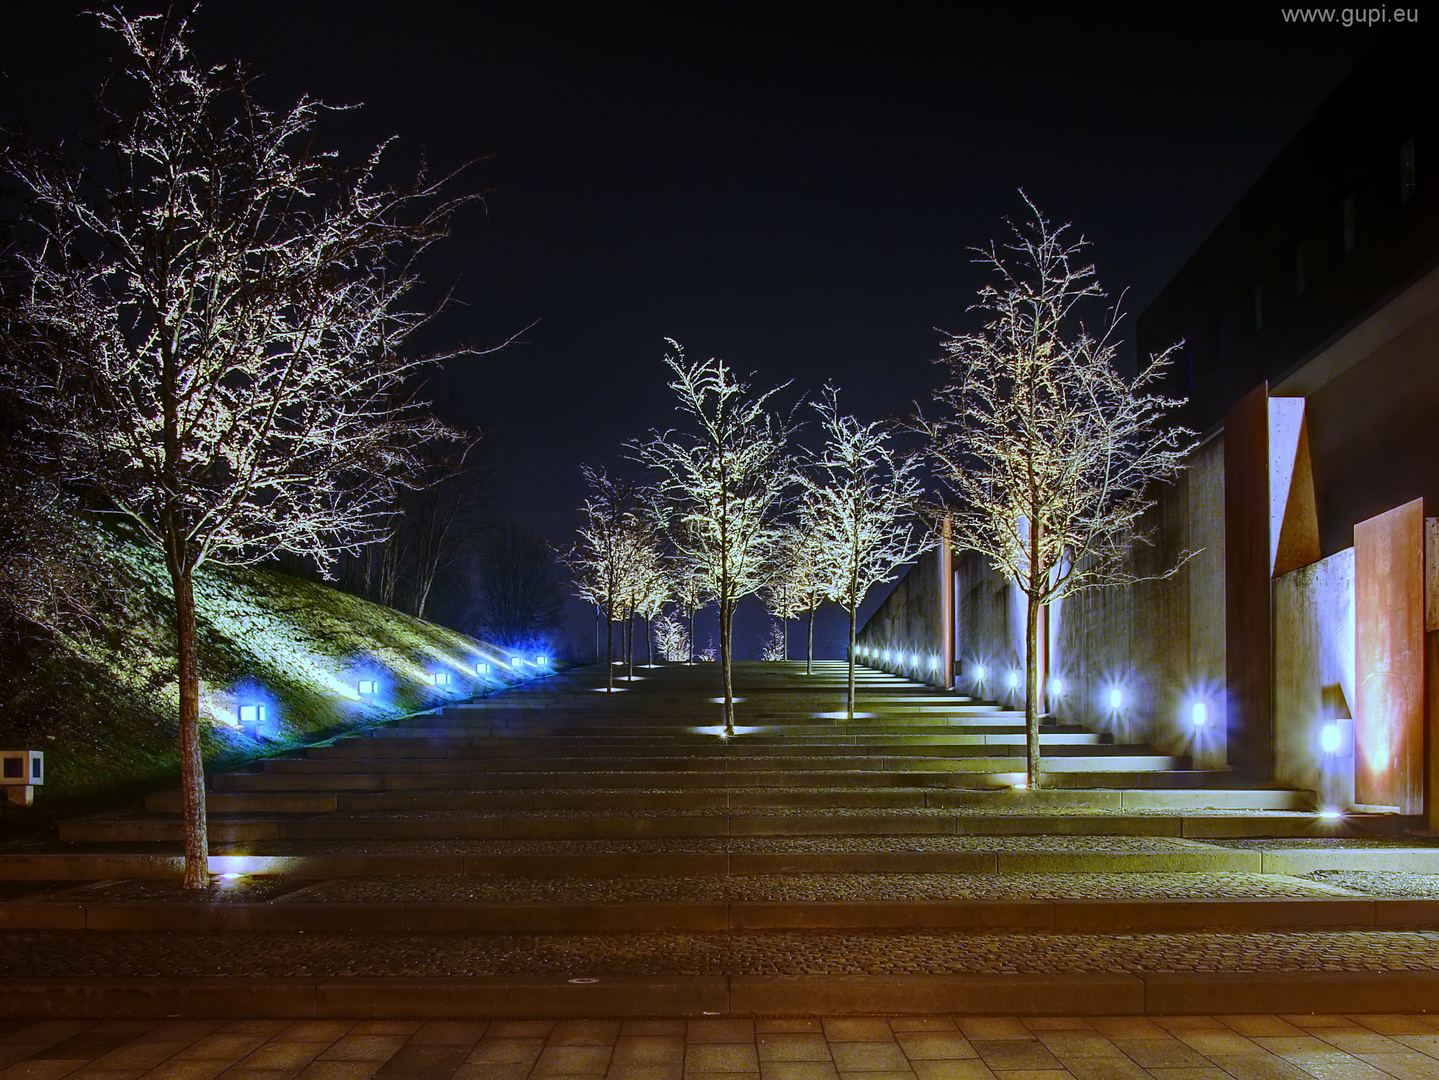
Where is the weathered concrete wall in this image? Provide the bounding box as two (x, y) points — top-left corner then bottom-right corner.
(1052, 433), (1227, 769)
(951, 548), (1026, 709)
(855, 544), (949, 687)
(881, 433), (1228, 767)
(1273, 547), (1356, 807)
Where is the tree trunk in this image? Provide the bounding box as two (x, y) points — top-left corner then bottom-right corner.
(169, 565), (209, 889)
(847, 601), (857, 722)
(606, 600), (614, 692)
(627, 610), (635, 681)
(806, 602), (815, 676)
(720, 597), (734, 736)
(782, 620), (788, 662)
(595, 605), (601, 663)
(1024, 590), (1043, 790)
(688, 605), (696, 665)
(645, 615), (652, 666)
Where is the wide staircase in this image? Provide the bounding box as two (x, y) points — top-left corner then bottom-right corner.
(4, 661), (1439, 1018)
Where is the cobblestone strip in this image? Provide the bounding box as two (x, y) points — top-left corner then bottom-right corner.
(7, 928), (1439, 977)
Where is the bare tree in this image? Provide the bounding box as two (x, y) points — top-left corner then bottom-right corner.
(401, 432), (490, 618)
(761, 526), (808, 663)
(921, 197), (1193, 789)
(800, 388), (931, 720)
(567, 465), (641, 692)
(766, 521), (836, 675)
(667, 535), (710, 664)
(466, 523), (563, 648)
(1, 11), (479, 886)
(634, 341), (790, 735)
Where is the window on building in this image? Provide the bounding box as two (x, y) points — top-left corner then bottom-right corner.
(1252, 282), (1263, 332)
(1400, 138), (1416, 202)
(1293, 242), (1306, 295)
(1341, 194), (1356, 252)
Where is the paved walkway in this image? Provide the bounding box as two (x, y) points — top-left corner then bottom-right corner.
(7, 1013), (1439, 1080)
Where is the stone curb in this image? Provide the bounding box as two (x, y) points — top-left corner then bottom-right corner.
(7, 971), (1439, 1017)
(0, 897), (1428, 932)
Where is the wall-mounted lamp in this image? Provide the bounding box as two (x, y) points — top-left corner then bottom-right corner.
(357, 679), (378, 696)
(1107, 686), (1124, 711)
(1007, 670), (1020, 690)
(476, 662), (491, 676)
(1190, 701), (1208, 728)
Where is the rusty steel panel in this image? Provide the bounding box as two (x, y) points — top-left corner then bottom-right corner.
(1224, 383), (1272, 778)
(1355, 498), (1425, 813)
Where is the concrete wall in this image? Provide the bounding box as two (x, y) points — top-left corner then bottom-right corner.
(854, 544), (949, 687)
(1049, 434), (1227, 769)
(1273, 548), (1356, 807)
(875, 434), (1228, 767)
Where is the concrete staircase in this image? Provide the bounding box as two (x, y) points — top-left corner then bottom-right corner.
(6, 661), (1439, 1018)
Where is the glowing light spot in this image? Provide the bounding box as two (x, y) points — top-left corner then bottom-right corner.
(511, 656), (524, 667)
(1320, 722), (1342, 755)
(217, 873), (245, 882)
(536, 655), (550, 667)
(1107, 687), (1123, 710)
(908, 652), (918, 666)
(974, 664), (986, 682)
(357, 679), (378, 696)
(1048, 678), (1064, 698)
(1191, 701), (1208, 727)
(882, 650), (893, 663)
(475, 663), (491, 675)
(1318, 808), (1344, 821)
(928, 655), (941, 671)
(238, 704), (267, 727)
(1007, 670), (1020, 690)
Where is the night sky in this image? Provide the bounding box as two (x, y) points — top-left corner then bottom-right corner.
(1, 2), (1381, 657)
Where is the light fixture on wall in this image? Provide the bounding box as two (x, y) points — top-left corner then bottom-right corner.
(476, 662), (491, 675)
(1190, 701), (1208, 728)
(1320, 722), (1343, 755)
(1107, 686), (1124, 711)
(1048, 677), (1064, 698)
(973, 664), (986, 682)
(1007, 670), (1020, 690)
(357, 679), (378, 696)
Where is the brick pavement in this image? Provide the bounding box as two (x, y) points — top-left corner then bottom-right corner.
(8, 1013), (1439, 1080)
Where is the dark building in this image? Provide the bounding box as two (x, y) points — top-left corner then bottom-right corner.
(1138, 29), (1439, 556)
(861, 28), (1439, 823)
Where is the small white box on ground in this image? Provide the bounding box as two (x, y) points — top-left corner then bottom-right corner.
(1, 750), (44, 806)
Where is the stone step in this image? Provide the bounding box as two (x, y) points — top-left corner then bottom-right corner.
(0, 842), (1272, 877)
(207, 762), (1194, 794)
(61, 809), (1341, 844)
(263, 744), (1137, 773)
(312, 733), (1103, 757)
(142, 785), (1313, 815)
(369, 720), (1049, 737)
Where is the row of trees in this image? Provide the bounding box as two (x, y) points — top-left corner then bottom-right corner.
(568, 347), (931, 735)
(571, 198), (1194, 778)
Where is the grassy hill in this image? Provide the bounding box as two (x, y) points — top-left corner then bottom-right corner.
(0, 524), (550, 823)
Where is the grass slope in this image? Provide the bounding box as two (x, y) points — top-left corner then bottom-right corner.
(0, 524), (545, 820)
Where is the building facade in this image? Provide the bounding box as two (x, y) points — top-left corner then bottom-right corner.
(857, 30), (1439, 820)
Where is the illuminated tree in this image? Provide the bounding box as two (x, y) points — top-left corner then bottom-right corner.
(568, 465), (642, 692)
(760, 620), (787, 662)
(652, 611), (689, 662)
(635, 341), (790, 735)
(767, 521), (839, 675)
(800, 388), (931, 719)
(667, 538), (710, 664)
(1, 11), (478, 887)
(922, 198), (1193, 788)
